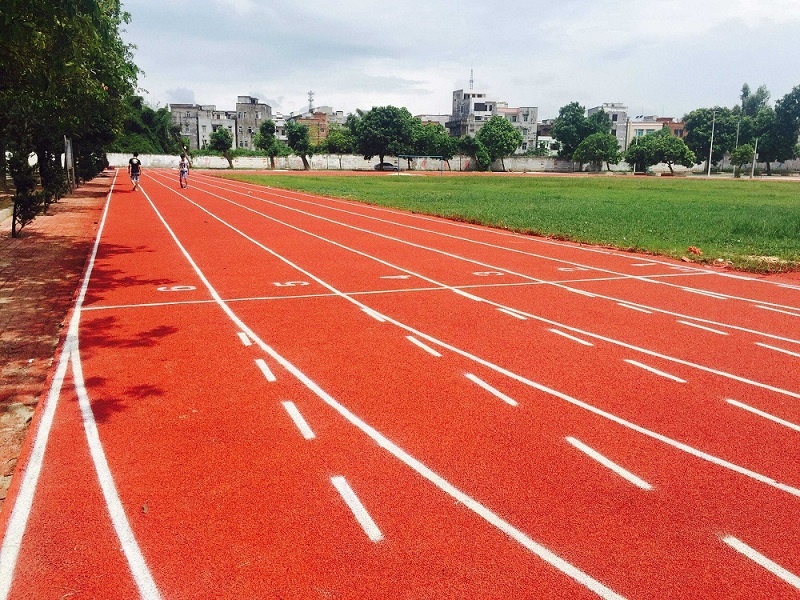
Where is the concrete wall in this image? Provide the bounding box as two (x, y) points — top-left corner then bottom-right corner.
(106, 153), (800, 175)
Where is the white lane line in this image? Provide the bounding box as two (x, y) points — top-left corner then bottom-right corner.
(361, 306), (387, 322)
(0, 176), (162, 600)
(237, 331), (252, 346)
(755, 342), (800, 359)
(452, 288), (485, 302)
(255, 358), (277, 382)
(405, 335), (442, 357)
(157, 173), (800, 498)
(722, 536), (800, 590)
(145, 181), (625, 597)
(677, 320), (729, 336)
(631, 263), (658, 267)
(624, 359), (687, 383)
(281, 401), (316, 439)
(498, 307), (527, 320)
(726, 399), (800, 432)
(330, 476), (384, 543)
(755, 305), (800, 318)
(465, 373), (519, 407)
(566, 437), (652, 491)
(549, 329), (594, 347)
(682, 288), (728, 300)
(617, 303), (653, 314)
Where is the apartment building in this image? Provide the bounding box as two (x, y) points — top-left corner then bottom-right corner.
(170, 96), (272, 151)
(625, 115), (686, 150)
(588, 103), (628, 150)
(447, 89), (538, 154)
(234, 96), (272, 149)
(171, 104), (237, 151)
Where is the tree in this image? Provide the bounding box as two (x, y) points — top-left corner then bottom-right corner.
(110, 95), (182, 154)
(0, 0), (138, 235)
(254, 119), (282, 169)
(410, 121), (457, 169)
(683, 107), (737, 172)
(551, 103), (611, 161)
(730, 143), (754, 177)
(739, 83), (770, 118)
(457, 136), (491, 171)
(323, 124), (355, 170)
(285, 120), (312, 170)
(572, 133), (621, 171)
(772, 84), (800, 166)
(624, 129), (695, 174)
(208, 127), (234, 168)
(475, 115), (523, 171)
(354, 106), (414, 164)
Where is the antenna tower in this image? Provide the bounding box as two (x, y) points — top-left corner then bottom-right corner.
(308, 90), (315, 114)
(469, 69), (474, 90)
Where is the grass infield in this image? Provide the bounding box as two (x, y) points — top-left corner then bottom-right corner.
(220, 173), (800, 273)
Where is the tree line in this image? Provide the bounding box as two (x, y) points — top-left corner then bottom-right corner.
(0, 0), (139, 236)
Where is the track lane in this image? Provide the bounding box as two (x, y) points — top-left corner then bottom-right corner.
(144, 171), (800, 596)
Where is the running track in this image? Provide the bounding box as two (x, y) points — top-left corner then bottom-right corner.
(1, 169), (799, 598)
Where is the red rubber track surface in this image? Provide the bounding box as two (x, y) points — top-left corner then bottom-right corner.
(1, 169), (799, 599)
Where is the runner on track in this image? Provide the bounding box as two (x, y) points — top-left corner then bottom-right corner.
(179, 152), (190, 188)
(128, 152), (142, 191)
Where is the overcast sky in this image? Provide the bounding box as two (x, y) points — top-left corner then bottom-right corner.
(121, 0), (800, 120)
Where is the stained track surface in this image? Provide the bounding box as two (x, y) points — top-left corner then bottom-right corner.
(2, 170), (799, 599)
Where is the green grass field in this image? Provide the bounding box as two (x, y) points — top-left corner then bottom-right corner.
(220, 173), (800, 273)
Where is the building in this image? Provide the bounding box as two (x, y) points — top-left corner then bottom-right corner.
(624, 115), (686, 150)
(234, 96), (272, 149)
(446, 89), (538, 154)
(170, 103), (237, 151)
(588, 103), (628, 150)
(170, 96), (272, 151)
(416, 114), (450, 127)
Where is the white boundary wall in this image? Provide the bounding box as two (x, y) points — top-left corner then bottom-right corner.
(106, 153), (800, 175)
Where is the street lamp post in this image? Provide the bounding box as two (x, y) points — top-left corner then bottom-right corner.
(707, 109), (716, 177)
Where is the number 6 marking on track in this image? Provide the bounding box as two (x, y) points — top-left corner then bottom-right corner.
(273, 281), (310, 287)
(156, 285), (196, 292)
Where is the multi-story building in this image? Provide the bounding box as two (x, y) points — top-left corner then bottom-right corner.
(235, 96), (272, 149)
(446, 89), (538, 154)
(588, 103), (628, 150)
(624, 115), (686, 150)
(170, 96), (272, 151)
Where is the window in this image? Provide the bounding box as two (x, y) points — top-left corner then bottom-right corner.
(523, 114), (528, 122)
(511, 116), (517, 122)
(521, 143), (527, 150)
(185, 112), (190, 117)
(611, 129), (616, 136)
(256, 112), (261, 119)
(247, 127), (252, 134)
(201, 125), (206, 132)
(238, 127), (243, 134)
(612, 114), (618, 122)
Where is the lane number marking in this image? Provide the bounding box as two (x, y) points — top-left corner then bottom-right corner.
(156, 285), (196, 292)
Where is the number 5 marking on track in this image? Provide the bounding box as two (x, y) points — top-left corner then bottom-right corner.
(273, 281), (310, 287)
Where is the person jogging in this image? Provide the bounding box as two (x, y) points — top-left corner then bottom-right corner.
(128, 152), (142, 190)
(179, 153), (190, 188)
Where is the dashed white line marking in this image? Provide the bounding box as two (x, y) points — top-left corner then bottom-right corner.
(677, 320), (729, 335)
(406, 336), (442, 357)
(754, 305), (800, 317)
(465, 373), (519, 406)
(726, 399), (800, 432)
(549, 329), (594, 347)
(682, 288), (728, 300)
(281, 401), (316, 439)
(624, 359), (686, 383)
(617, 303), (653, 314)
(566, 437), (652, 490)
(498, 307), (527, 320)
(566, 288), (596, 298)
(722, 536), (800, 590)
(361, 306), (387, 322)
(237, 331), (252, 346)
(255, 358), (277, 382)
(755, 342), (800, 358)
(330, 476), (383, 543)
